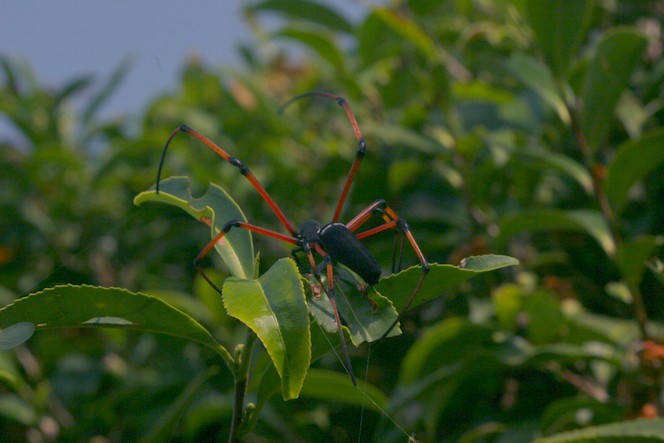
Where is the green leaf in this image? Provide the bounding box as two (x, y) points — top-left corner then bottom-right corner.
(399, 318), (494, 384)
(516, 148), (593, 194)
(604, 129), (664, 215)
(364, 123), (445, 155)
(250, 0), (353, 34)
(0, 394), (37, 426)
(0, 322), (35, 350)
(300, 368), (388, 412)
(306, 266), (401, 346)
(376, 256), (519, 313)
(540, 397), (624, 436)
(223, 258), (310, 400)
(498, 209), (615, 256)
(142, 367), (218, 442)
(524, 0), (593, 77)
(522, 291), (564, 345)
(506, 52), (571, 124)
(373, 7), (437, 59)
(276, 27), (346, 70)
(134, 176), (255, 279)
(580, 28), (648, 151)
(534, 418), (664, 443)
(0, 285), (231, 363)
(617, 236), (663, 289)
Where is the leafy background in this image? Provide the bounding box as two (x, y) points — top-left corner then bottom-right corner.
(1, 0), (663, 441)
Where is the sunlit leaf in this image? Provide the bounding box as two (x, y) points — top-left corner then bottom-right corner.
(604, 129), (664, 215)
(134, 176), (255, 279)
(223, 258), (310, 400)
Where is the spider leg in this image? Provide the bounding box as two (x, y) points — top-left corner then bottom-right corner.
(279, 92), (367, 223)
(346, 200), (430, 340)
(299, 244), (357, 386)
(194, 219), (298, 294)
(157, 125), (298, 236)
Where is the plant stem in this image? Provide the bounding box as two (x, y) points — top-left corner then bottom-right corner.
(568, 108), (650, 341)
(228, 329), (257, 443)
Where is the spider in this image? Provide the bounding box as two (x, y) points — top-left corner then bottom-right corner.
(156, 92), (429, 385)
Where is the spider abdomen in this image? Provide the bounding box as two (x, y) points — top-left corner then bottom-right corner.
(319, 223), (381, 285)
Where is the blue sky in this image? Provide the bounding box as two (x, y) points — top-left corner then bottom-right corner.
(3, 2), (251, 117)
(2, 1), (364, 118)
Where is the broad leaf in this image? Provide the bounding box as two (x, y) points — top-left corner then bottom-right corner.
(0, 285), (231, 363)
(306, 266), (401, 346)
(300, 368), (389, 412)
(376, 256), (519, 313)
(604, 129), (664, 215)
(524, 0), (593, 77)
(250, 0), (353, 34)
(498, 209), (615, 256)
(223, 258), (310, 400)
(506, 52), (571, 124)
(580, 28), (648, 151)
(617, 236), (663, 289)
(516, 148), (593, 194)
(141, 367), (219, 442)
(276, 27), (346, 71)
(399, 318), (495, 385)
(534, 418), (664, 443)
(0, 322), (35, 350)
(134, 176), (255, 279)
(373, 7), (437, 60)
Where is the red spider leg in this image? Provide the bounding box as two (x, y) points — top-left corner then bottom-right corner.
(279, 92), (367, 223)
(345, 199), (391, 232)
(194, 219), (298, 294)
(157, 125), (298, 236)
(348, 202), (430, 340)
(308, 243), (357, 386)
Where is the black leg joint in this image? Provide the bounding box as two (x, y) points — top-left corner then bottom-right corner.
(180, 124), (191, 132)
(221, 219), (242, 232)
(370, 199), (388, 214)
(396, 219), (409, 232)
(229, 157), (249, 175)
(357, 139), (367, 157)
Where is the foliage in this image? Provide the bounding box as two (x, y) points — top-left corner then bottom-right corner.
(1, 0), (663, 441)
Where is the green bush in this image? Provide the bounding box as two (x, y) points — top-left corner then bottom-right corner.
(1, 0), (662, 441)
